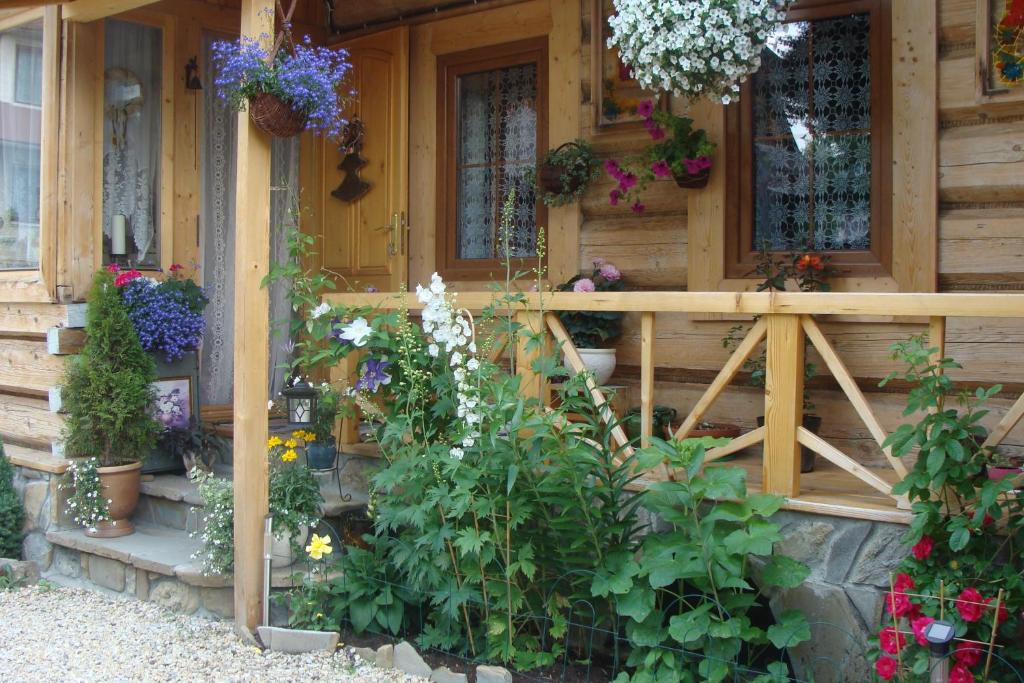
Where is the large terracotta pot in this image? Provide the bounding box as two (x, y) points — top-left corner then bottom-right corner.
(86, 461), (142, 538)
(565, 348), (617, 386)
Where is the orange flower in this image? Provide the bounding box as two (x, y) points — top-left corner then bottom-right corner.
(796, 254), (823, 271)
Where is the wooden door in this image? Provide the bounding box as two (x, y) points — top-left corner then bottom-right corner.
(320, 27), (409, 291)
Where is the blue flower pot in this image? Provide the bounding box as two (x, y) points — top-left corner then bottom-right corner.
(306, 439), (337, 470)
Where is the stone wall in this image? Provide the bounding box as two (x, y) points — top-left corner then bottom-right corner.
(9, 463), (68, 570)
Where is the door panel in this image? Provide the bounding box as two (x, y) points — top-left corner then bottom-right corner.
(321, 27), (408, 292)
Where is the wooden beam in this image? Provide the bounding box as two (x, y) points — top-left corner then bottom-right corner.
(983, 390), (1024, 451)
(62, 0), (158, 22)
(515, 311), (545, 404)
(38, 4), (60, 299)
(762, 314), (803, 497)
(639, 311), (654, 448)
(232, 0), (274, 633)
(796, 427), (900, 501)
(0, 339), (65, 393)
(703, 426), (764, 465)
(0, 303), (85, 334)
(47, 327), (86, 355)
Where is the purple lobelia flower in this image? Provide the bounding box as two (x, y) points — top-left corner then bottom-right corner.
(355, 358), (392, 392)
(120, 277), (207, 362)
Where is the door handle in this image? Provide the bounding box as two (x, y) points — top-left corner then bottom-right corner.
(376, 213), (407, 258)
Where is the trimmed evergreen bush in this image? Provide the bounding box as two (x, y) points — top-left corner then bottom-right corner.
(0, 443), (25, 559)
(61, 270), (160, 466)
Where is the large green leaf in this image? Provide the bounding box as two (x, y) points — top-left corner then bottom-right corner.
(760, 555), (811, 588)
(618, 584), (656, 622)
(668, 603), (713, 645)
(766, 610), (811, 649)
(723, 518), (782, 556)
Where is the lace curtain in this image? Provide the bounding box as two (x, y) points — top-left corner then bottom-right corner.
(456, 63), (538, 260)
(199, 33), (296, 407)
(751, 13), (872, 252)
(0, 19), (43, 270)
(101, 19), (162, 267)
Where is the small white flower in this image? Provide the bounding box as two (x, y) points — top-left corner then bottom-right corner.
(338, 317), (372, 347)
(428, 343), (439, 357)
(310, 302), (332, 320)
(467, 358), (480, 371)
(449, 447), (464, 460)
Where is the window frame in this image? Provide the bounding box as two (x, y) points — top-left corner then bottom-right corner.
(724, 0), (892, 279)
(14, 43), (43, 107)
(435, 37), (548, 281)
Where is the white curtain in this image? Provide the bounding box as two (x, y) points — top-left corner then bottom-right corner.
(0, 18), (44, 270)
(199, 32), (297, 407)
(101, 19), (162, 267)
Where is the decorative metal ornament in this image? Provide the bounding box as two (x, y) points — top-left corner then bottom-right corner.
(185, 56), (202, 90)
(281, 379), (317, 426)
(331, 119), (371, 203)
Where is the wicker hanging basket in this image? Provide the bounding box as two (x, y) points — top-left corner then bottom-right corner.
(248, 92), (307, 138)
(672, 167), (711, 189)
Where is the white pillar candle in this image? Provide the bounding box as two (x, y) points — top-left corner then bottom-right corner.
(111, 214), (127, 256)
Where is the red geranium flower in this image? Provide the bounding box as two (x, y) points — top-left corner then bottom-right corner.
(949, 662), (974, 683)
(911, 615), (935, 646)
(955, 641), (983, 667)
(893, 573), (915, 593)
(114, 269), (143, 287)
(169, 263), (184, 273)
(874, 656), (898, 681)
(879, 626), (906, 655)
(911, 535), (934, 560)
(105, 263), (120, 273)
(957, 588), (986, 622)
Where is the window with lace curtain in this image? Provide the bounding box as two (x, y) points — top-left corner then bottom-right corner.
(437, 39), (548, 280)
(725, 0), (892, 278)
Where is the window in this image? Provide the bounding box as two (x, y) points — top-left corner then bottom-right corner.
(101, 19), (164, 268)
(0, 18), (44, 270)
(437, 39), (547, 279)
(726, 0), (891, 277)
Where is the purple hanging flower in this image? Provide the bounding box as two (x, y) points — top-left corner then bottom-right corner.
(355, 358), (392, 392)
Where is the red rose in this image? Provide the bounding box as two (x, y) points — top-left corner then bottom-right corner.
(955, 641), (983, 667)
(957, 588), (986, 622)
(949, 662), (974, 683)
(874, 656), (898, 681)
(885, 591), (916, 618)
(911, 535), (934, 560)
(879, 626), (906, 655)
(893, 573), (915, 593)
(911, 615), (935, 646)
(982, 597), (1010, 625)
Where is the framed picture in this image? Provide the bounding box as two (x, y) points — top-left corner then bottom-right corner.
(590, 0), (668, 130)
(976, 0), (1024, 104)
(153, 376), (192, 431)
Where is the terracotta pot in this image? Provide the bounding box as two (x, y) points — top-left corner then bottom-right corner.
(87, 461), (142, 538)
(673, 167), (710, 189)
(565, 348), (617, 386)
(248, 92), (307, 138)
(667, 422), (742, 440)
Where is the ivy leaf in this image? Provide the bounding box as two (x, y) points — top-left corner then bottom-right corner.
(766, 610), (811, 649)
(760, 555), (810, 589)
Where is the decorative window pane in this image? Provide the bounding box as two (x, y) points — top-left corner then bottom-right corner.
(751, 13), (872, 252)
(455, 63), (538, 261)
(0, 18), (44, 270)
(102, 19), (163, 268)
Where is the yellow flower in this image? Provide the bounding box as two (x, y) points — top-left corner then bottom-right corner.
(281, 449), (298, 462)
(304, 432), (316, 442)
(305, 533), (333, 560)
(285, 438), (298, 449)
(267, 436), (283, 448)
(291, 430), (306, 441)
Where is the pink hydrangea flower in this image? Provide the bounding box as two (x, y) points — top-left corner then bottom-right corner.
(592, 257), (605, 267)
(572, 278), (596, 293)
(651, 160), (672, 178)
(599, 263), (621, 282)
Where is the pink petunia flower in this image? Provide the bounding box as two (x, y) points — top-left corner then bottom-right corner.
(609, 189), (620, 206)
(683, 158), (702, 175)
(636, 99), (655, 119)
(572, 278), (596, 293)
(604, 159), (623, 181)
(631, 202), (645, 215)
(651, 160), (672, 178)
(647, 124), (666, 141)
(619, 174), (638, 191)
(696, 155), (713, 170)
(599, 263), (621, 282)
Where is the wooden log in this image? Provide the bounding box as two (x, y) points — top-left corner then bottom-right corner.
(0, 303), (85, 334)
(762, 314), (804, 497)
(639, 312), (654, 448)
(0, 339), (65, 394)
(0, 394), (62, 450)
(46, 327), (86, 355)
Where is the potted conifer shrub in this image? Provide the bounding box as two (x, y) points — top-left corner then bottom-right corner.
(61, 269), (160, 537)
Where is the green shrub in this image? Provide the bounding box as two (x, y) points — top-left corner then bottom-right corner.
(61, 270), (159, 466)
(0, 443), (25, 559)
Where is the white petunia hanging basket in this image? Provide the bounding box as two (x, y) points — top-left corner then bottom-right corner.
(608, 0), (793, 104)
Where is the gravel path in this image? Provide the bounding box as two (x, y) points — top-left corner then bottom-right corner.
(0, 585), (425, 683)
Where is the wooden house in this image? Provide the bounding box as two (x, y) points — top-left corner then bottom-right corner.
(3, 0), (1024, 639)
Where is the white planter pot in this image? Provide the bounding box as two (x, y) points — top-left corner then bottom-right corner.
(564, 348), (617, 386)
(270, 524), (309, 569)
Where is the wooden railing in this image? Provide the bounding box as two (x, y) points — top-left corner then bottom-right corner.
(324, 290), (1024, 516)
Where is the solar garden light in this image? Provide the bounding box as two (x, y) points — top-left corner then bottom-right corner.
(924, 620), (955, 683)
(281, 378), (317, 426)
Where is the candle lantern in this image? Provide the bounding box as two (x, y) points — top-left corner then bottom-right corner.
(281, 378), (317, 426)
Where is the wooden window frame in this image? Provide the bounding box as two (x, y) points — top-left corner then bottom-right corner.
(725, 0), (892, 280)
(435, 37), (548, 281)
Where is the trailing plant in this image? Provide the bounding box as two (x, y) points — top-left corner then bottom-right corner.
(113, 263), (208, 363)
(0, 444), (25, 559)
(604, 436), (812, 683)
(555, 258), (626, 349)
(192, 471), (234, 574)
(63, 458), (110, 533)
(61, 269), (160, 467)
(606, 102), (716, 212)
(212, 34), (353, 137)
(536, 139), (601, 207)
(867, 337), (1024, 681)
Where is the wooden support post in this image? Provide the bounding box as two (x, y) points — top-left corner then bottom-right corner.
(640, 312), (655, 448)
(232, 0), (274, 633)
(515, 311), (546, 405)
(332, 350), (361, 447)
(763, 314), (804, 497)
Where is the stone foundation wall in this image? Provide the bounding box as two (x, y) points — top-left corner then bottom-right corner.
(9, 464), (69, 570)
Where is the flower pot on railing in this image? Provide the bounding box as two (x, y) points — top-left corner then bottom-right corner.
(248, 92), (308, 138)
(673, 167), (711, 189)
(757, 414), (821, 473)
(565, 348), (617, 386)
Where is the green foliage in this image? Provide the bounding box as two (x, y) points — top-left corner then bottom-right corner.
(555, 260), (626, 349)
(0, 443), (25, 559)
(608, 437), (810, 682)
(61, 270), (159, 466)
(311, 384), (342, 443)
(535, 139), (601, 208)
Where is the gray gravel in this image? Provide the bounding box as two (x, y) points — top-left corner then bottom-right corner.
(0, 585), (425, 683)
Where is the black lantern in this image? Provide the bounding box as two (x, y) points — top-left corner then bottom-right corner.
(281, 378), (317, 426)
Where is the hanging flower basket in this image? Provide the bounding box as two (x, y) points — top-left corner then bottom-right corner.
(673, 167), (710, 189)
(248, 92), (308, 138)
(608, 0), (793, 104)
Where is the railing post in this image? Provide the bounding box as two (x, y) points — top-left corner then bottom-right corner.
(515, 310), (548, 405)
(332, 350), (361, 448)
(640, 312), (655, 447)
(763, 313), (804, 497)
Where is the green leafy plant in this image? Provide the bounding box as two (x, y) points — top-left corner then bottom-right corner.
(156, 418), (229, 474)
(536, 139), (601, 207)
(867, 336), (1024, 681)
(0, 444), (25, 559)
(604, 437), (811, 683)
(555, 258), (626, 348)
(61, 269), (160, 466)
(310, 384), (342, 443)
